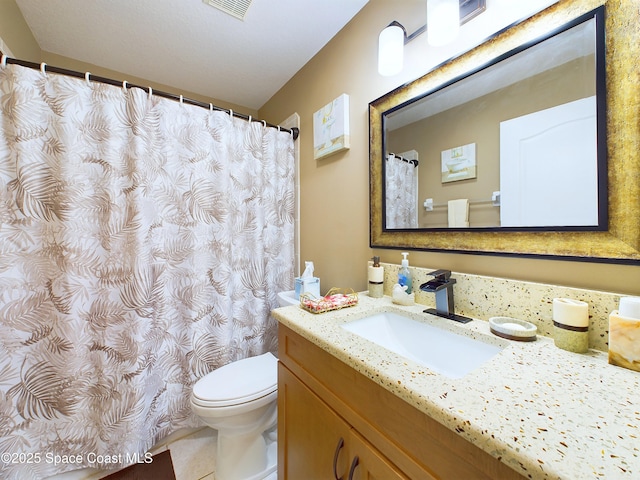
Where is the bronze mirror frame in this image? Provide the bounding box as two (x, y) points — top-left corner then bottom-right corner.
(369, 1), (640, 264)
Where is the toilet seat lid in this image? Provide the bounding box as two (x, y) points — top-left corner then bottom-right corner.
(192, 352), (277, 407)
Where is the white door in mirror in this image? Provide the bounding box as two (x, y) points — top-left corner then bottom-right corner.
(500, 96), (598, 227)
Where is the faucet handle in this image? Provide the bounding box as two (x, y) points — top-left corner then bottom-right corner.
(427, 269), (451, 281)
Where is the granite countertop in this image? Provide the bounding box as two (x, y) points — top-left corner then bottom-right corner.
(273, 294), (640, 479)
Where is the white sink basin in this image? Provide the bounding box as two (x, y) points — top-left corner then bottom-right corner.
(341, 311), (503, 379)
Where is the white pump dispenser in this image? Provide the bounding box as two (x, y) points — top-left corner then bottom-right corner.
(398, 252), (412, 294)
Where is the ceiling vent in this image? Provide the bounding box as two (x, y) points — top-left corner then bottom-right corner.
(202, 0), (253, 20)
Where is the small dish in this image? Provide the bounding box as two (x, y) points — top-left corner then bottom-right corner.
(489, 316), (537, 342)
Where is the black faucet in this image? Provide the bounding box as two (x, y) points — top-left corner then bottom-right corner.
(419, 270), (472, 323)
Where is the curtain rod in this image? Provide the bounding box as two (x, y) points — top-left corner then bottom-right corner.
(0, 53), (299, 141)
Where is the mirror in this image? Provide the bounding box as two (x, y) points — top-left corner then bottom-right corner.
(383, 10), (605, 230)
(369, 3), (640, 262)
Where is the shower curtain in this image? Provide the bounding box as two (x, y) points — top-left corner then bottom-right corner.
(0, 63), (294, 479)
(385, 153), (418, 228)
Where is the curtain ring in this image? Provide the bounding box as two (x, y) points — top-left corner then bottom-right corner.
(248, 115), (252, 123)
(209, 103), (213, 112)
(262, 120), (267, 127)
(148, 87), (153, 99)
(229, 109), (233, 118)
(0, 54), (7, 68)
(179, 94), (183, 105)
(122, 80), (128, 92)
(40, 62), (47, 75)
(85, 72), (91, 85)
(277, 125), (281, 132)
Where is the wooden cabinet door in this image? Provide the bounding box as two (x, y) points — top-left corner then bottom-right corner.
(278, 363), (352, 480)
(347, 430), (414, 480)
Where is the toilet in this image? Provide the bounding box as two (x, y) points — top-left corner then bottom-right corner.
(191, 352), (278, 480)
(277, 289), (298, 307)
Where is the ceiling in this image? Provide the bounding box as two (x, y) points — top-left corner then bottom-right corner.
(15, 0), (369, 111)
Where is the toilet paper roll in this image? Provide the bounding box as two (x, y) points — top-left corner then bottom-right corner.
(553, 298), (589, 328)
(368, 266), (384, 283)
(619, 296), (640, 320)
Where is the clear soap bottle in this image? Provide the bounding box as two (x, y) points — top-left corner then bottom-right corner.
(398, 252), (412, 294)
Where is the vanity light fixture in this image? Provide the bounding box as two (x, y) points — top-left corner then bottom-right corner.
(427, 0), (460, 46)
(378, 21), (425, 76)
(377, 0), (486, 76)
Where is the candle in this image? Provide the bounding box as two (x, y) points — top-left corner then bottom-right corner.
(553, 298), (589, 328)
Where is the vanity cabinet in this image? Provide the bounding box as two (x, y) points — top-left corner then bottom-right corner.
(278, 325), (523, 480)
(279, 364), (407, 479)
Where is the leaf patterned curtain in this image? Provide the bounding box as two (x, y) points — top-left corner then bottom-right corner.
(385, 153), (418, 229)
(0, 63), (294, 479)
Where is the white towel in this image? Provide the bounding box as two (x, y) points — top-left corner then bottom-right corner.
(448, 199), (469, 227)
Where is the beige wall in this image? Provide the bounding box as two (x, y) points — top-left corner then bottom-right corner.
(259, 0), (640, 296)
(0, 0), (40, 60)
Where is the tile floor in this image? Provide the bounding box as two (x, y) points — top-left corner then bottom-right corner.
(47, 427), (278, 480)
(47, 427), (219, 480)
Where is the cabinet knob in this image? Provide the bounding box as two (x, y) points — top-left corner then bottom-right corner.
(333, 437), (345, 480)
(348, 455), (360, 480)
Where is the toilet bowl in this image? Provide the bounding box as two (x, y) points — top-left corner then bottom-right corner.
(191, 352), (278, 480)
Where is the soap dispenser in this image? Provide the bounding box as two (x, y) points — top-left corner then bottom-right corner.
(398, 252), (412, 294)
(368, 256), (384, 298)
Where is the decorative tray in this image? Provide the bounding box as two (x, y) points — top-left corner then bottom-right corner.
(300, 288), (358, 314)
